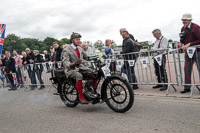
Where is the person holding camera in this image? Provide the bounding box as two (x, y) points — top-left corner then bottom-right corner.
(105, 39), (116, 73)
(180, 13), (200, 93)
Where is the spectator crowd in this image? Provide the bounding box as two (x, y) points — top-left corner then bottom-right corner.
(0, 13), (200, 95)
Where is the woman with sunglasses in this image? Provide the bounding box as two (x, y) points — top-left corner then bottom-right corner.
(33, 50), (45, 90)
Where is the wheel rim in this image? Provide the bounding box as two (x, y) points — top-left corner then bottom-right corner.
(110, 84), (127, 104)
(62, 81), (78, 102)
(106, 79), (131, 110)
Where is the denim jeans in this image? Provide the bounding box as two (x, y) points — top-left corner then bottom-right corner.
(0, 75), (4, 83)
(121, 63), (138, 86)
(27, 69), (37, 88)
(35, 70), (44, 88)
(5, 76), (10, 83)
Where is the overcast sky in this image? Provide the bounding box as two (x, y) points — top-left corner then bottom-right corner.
(1, 0), (200, 45)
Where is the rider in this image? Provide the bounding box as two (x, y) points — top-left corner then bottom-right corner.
(62, 32), (97, 104)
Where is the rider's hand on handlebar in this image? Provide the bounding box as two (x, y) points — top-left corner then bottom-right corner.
(69, 59), (82, 69)
(69, 63), (76, 69)
(75, 59), (82, 65)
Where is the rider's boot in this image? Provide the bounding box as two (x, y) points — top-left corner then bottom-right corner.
(93, 80), (98, 94)
(90, 80), (98, 98)
(76, 80), (88, 104)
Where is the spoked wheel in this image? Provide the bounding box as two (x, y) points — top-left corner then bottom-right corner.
(105, 78), (134, 113)
(60, 79), (79, 107)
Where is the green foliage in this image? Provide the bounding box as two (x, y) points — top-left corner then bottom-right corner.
(21, 38), (42, 52)
(84, 41), (93, 48)
(168, 39), (173, 42)
(2, 34), (67, 55)
(111, 41), (117, 49)
(60, 38), (71, 46)
(94, 40), (104, 51)
(43, 37), (59, 52)
(3, 34), (23, 54)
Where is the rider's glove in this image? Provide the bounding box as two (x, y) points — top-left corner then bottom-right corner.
(69, 59), (82, 69)
(69, 63), (76, 69)
(75, 59), (82, 65)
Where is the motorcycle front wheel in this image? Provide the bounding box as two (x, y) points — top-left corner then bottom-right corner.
(104, 78), (134, 113)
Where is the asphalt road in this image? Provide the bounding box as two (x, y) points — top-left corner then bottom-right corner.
(0, 89), (200, 133)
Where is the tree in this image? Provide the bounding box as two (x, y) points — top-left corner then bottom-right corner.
(94, 40), (104, 51)
(111, 41), (117, 49)
(3, 34), (24, 55)
(60, 38), (71, 46)
(43, 37), (59, 52)
(168, 39), (173, 42)
(84, 41), (93, 48)
(21, 38), (42, 52)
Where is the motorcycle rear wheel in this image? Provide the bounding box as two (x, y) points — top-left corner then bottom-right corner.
(60, 80), (79, 107)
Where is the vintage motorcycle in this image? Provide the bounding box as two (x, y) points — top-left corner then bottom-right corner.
(52, 56), (134, 113)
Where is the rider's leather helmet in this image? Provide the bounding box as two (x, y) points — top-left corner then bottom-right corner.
(70, 32), (81, 42)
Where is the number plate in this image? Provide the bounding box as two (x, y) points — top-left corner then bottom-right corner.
(101, 65), (111, 77)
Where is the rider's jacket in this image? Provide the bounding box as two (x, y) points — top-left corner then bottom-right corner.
(62, 44), (89, 78)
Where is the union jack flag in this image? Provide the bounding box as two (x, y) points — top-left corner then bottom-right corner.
(0, 24), (6, 55)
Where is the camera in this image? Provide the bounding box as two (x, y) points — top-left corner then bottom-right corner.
(179, 31), (187, 40)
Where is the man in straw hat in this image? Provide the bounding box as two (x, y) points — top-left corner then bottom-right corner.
(180, 13), (200, 93)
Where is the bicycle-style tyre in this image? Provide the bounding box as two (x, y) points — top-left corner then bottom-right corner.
(59, 80), (79, 107)
(104, 77), (134, 113)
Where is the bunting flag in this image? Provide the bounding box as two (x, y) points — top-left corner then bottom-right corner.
(106, 59), (111, 67)
(0, 24), (6, 55)
(140, 58), (148, 68)
(187, 47), (196, 58)
(42, 63), (46, 71)
(12, 73), (18, 85)
(15, 65), (18, 71)
(154, 54), (163, 66)
(37, 64), (40, 69)
(49, 62), (53, 69)
(168, 48), (174, 53)
(128, 60), (135, 67)
(25, 65), (28, 70)
(116, 60), (123, 68)
(30, 64), (33, 71)
(58, 62), (62, 68)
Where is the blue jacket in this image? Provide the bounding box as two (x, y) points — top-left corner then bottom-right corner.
(105, 46), (112, 57)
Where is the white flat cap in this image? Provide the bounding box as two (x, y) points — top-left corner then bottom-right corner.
(182, 13), (192, 20)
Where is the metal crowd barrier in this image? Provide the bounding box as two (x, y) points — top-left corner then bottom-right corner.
(177, 45), (200, 96)
(0, 47), (200, 97)
(0, 62), (63, 90)
(105, 49), (179, 94)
